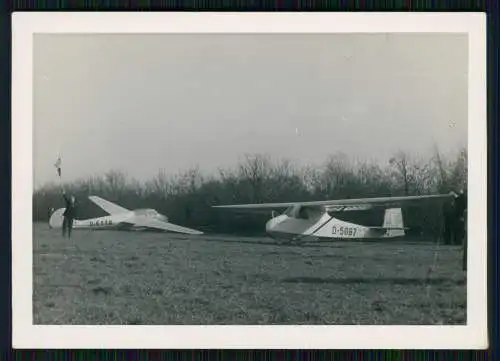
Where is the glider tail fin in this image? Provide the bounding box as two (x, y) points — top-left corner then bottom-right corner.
(383, 207), (406, 238)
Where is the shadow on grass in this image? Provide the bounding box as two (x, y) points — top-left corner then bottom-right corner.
(307, 254), (392, 261)
(175, 235), (455, 249)
(91, 286), (113, 295)
(280, 276), (466, 286)
(186, 237), (343, 249)
(35, 283), (83, 288)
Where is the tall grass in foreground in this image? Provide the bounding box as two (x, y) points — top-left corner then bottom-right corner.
(33, 148), (467, 237)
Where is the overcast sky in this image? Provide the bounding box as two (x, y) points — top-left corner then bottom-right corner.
(33, 33), (468, 189)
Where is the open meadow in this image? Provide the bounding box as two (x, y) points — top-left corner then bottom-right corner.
(33, 223), (466, 325)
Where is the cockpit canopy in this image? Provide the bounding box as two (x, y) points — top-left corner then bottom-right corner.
(283, 205), (309, 219)
(134, 208), (160, 217)
(283, 204), (325, 220)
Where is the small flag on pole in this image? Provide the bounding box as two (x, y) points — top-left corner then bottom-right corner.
(54, 157), (62, 177)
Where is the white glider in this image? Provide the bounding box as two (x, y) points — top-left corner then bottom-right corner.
(213, 193), (454, 242)
(49, 195), (203, 235)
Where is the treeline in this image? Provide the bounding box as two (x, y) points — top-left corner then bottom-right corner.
(33, 148), (467, 237)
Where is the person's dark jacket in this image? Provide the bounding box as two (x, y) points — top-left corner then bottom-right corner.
(454, 192), (467, 220)
(63, 194), (76, 218)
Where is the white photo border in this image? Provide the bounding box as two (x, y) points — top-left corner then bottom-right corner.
(12, 12), (487, 349)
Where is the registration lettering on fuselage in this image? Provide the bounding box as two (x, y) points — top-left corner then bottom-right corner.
(90, 219), (113, 226)
(332, 226), (357, 237)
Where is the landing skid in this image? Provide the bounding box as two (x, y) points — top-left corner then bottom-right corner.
(268, 233), (320, 246)
(280, 238), (301, 246)
(267, 233), (295, 245)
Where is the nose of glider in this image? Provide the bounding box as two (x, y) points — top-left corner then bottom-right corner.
(156, 214), (169, 222)
(265, 219), (273, 232)
(265, 214), (285, 232)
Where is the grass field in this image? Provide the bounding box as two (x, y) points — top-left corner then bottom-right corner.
(33, 222), (466, 325)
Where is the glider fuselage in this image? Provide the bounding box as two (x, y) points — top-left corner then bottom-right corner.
(71, 209), (166, 231)
(264, 208), (400, 241)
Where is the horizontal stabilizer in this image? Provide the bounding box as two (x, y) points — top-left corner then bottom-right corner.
(368, 226), (410, 231)
(88, 196), (130, 215)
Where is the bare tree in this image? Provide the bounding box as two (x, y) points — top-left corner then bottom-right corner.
(33, 148), (466, 237)
(237, 154), (273, 203)
(449, 147), (468, 191)
(149, 168), (172, 198)
(431, 146), (468, 193)
(315, 152), (357, 198)
(389, 151), (410, 195)
(103, 170), (127, 199)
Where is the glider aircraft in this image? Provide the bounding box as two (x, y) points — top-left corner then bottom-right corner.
(213, 193), (454, 242)
(49, 195), (203, 235)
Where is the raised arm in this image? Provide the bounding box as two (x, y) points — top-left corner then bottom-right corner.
(62, 189), (69, 203)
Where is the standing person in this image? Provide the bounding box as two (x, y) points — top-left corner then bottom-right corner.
(454, 189), (467, 244)
(442, 198), (454, 245)
(62, 189), (77, 239)
(448, 189), (466, 245)
(453, 188), (467, 270)
(462, 209), (468, 271)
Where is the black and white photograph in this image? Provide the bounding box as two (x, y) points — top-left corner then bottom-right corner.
(12, 13), (487, 349)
